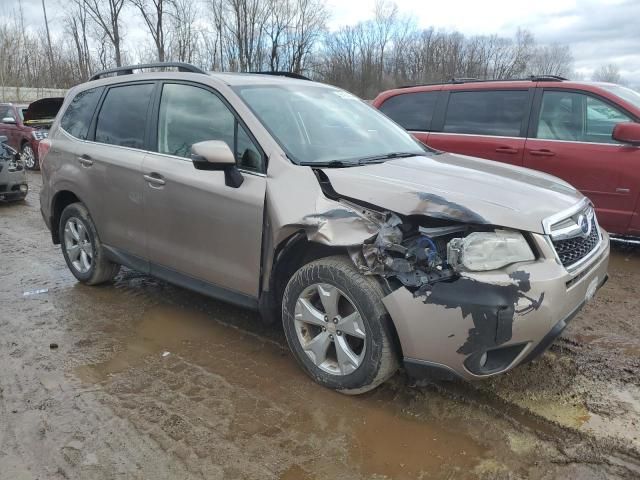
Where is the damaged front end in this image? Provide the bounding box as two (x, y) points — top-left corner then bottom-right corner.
(329, 205), (554, 379)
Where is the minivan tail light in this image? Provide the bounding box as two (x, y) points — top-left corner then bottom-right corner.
(38, 139), (52, 166)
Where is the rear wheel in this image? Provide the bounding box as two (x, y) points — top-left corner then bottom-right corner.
(59, 202), (120, 285)
(21, 143), (38, 170)
(282, 256), (398, 394)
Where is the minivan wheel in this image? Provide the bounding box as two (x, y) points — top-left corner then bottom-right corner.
(282, 255), (398, 394)
(59, 203), (120, 285)
(21, 143), (38, 170)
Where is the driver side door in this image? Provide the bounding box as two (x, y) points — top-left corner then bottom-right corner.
(142, 82), (266, 304)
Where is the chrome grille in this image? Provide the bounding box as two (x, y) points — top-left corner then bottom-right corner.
(552, 217), (600, 268)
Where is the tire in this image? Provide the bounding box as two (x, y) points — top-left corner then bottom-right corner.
(59, 202), (120, 285)
(282, 255), (399, 394)
(21, 143), (38, 170)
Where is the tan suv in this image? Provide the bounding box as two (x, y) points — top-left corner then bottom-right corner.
(40, 63), (610, 393)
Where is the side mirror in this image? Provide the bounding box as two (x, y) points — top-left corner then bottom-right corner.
(191, 140), (244, 188)
(612, 122), (640, 146)
(1, 117), (16, 124)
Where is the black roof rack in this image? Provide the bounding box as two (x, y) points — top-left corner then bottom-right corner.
(248, 71), (311, 81)
(398, 74), (568, 89)
(89, 62), (207, 81)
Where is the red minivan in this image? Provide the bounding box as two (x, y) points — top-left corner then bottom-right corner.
(373, 77), (640, 238)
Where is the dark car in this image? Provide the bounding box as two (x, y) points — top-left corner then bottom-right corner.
(0, 136), (28, 201)
(373, 78), (640, 239)
(0, 97), (64, 170)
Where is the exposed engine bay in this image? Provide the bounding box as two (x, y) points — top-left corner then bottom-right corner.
(348, 211), (464, 297)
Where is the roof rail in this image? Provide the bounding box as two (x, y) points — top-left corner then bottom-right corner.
(450, 77), (480, 84)
(398, 75), (568, 89)
(248, 71), (311, 81)
(529, 75), (568, 82)
(89, 62), (207, 81)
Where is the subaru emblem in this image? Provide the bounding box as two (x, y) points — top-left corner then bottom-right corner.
(578, 214), (590, 237)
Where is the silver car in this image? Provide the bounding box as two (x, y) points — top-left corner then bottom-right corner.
(0, 136), (28, 201)
(40, 63), (609, 393)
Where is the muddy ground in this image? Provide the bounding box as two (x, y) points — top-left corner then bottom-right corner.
(1, 172), (639, 479)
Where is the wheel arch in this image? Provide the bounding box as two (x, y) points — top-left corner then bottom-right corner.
(50, 190), (83, 244)
(260, 231), (404, 360)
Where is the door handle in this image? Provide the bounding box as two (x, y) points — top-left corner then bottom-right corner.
(616, 188), (630, 194)
(529, 149), (556, 157)
(77, 154), (93, 167)
(495, 146), (518, 154)
(143, 173), (166, 186)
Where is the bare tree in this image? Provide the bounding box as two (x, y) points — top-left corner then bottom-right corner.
(82, 0), (127, 66)
(66, 2), (93, 80)
(130, 0), (169, 62)
(592, 64), (623, 84)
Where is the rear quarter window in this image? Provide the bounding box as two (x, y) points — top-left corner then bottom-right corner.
(443, 90), (529, 137)
(60, 87), (103, 140)
(379, 91), (439, 131)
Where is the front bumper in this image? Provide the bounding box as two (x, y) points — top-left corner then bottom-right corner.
(0, 165), (28, 201)
(383, 231), (610, 381)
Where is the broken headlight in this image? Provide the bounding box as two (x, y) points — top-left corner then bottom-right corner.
(447, 230), (534, 271)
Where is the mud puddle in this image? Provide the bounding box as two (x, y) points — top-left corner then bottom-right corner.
(72, 305), (534, 479)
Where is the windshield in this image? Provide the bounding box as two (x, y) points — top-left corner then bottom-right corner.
(234, 84), (427, 165)
(19, 108), (27, 121)
(600, 84), (640, 111)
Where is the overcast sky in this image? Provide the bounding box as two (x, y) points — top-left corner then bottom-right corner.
(3, 0), (639, 86)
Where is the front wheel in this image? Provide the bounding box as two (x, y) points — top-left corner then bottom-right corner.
(59, 202), (120, 285)
(21, 143), (38, 170)
(282, 255), (398, 394)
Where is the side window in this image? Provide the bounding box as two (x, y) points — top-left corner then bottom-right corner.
(585, 96), (631, 143)
(536, 91), (632, 143)
(95, 83), (154, 149)
(60, 87), (103, 140)
(379, 92), (439, 131)
(157, 83), (262, 172)
(0, 106), (15, 121)
(443, 90), (529, 137)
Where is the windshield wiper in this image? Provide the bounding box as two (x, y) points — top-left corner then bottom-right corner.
(298, 160), (358, 168)
(356, 152), (418, 164)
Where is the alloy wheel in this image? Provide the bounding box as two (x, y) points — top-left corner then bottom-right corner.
(294, 283), (367, 376)
(63, 217), (93, 273)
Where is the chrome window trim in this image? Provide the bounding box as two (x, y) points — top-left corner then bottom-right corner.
(419, 131), (633, 147)
(424, 132), (522, 140)
(60, 128), (266, 177)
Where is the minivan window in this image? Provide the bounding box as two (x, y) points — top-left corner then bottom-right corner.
(379, 92), (439, 131)
(95, 84), (154, 149)
(234, 84), (426, 165)
(156, 83), (262, 171)
(536, 91), (631, 144)
(443, 90), (529, 137)
(600, 84), (640, 111)
(60, 87), (103, 140)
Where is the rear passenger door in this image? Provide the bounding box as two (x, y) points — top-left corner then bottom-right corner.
(80, 82), (155, 261)
(142, 82), (266, 300)
(377, 90), (441, 145)
(428, 89), (532, 166)
(524, 88), (639, 234)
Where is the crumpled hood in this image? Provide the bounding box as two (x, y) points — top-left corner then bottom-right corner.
(321, 153), (585, 234)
